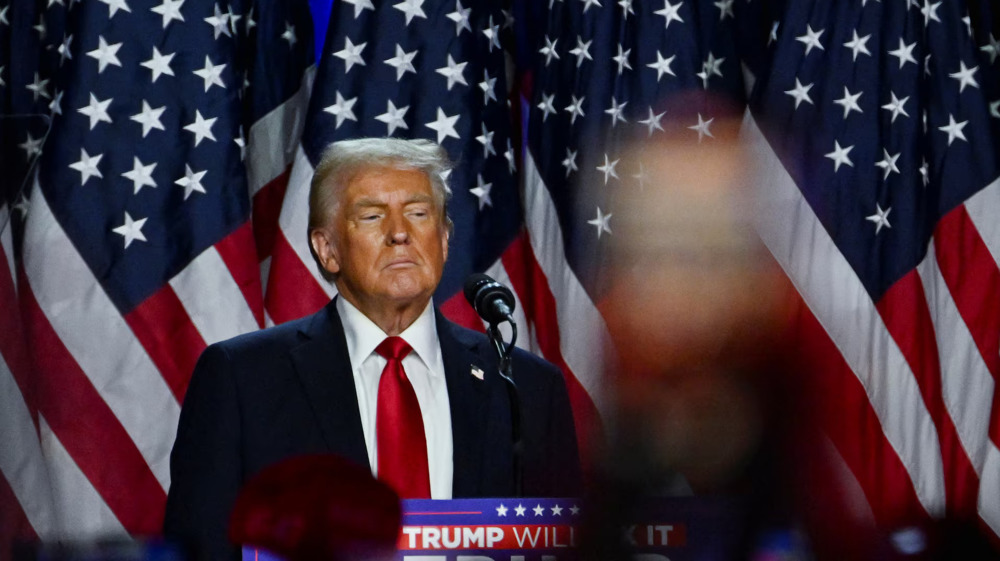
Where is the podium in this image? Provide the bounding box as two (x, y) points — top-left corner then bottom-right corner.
(241, 497), (777, 561)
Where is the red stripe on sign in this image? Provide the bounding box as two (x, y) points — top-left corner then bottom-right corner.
(0, 247), (37, 424)
(21, 280), (167, 534)
(264, 230), (329, 324)
(933, 206), (1000, 446)
(251, 168), (291, 262)
(794, 301), (930, 529)
(500, 234), (604, 458)
(126, 285), (207, 403)
(875, 270), (980, 520)
(215, 222), (266, 328)
(0, 471), (38, 559)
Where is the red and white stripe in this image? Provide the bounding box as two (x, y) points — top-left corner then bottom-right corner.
(744, 109), (1000, 535)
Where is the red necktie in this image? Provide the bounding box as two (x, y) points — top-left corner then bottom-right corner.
(375, 336), (431, 498)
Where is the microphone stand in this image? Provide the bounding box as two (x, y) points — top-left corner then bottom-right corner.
(486, 319), (522, 497)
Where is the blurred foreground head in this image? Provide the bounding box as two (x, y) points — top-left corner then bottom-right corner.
(228, 454), (401, 561)
(600, 116), (795, 494)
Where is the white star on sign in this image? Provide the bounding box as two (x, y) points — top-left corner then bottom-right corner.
(26, 72), (50, 101)
(596, 154), (619, 184)
(112, 212), (148, 249)
(131, 100), (166, 137)
(385, 44), (418, 80)
(588, 207), (612, 239)
(533, 504), (545, 516)
(342, 0), (374, 18)
(784, 78), (814, 109)
(78, 93), (113, 130)
(204, 4), (231, 38)
(374, 100), (408, 135)
(795, 24), (825, 55)
(175, 164), (207, 199)
(475, 123), (495, 157)
(982, 34), (1000, 64)
(479, 69), (497, 104)
(324, 91), (358, 128)
(824, 140), (854, 172)
(470, 174), (492, 210)
(612, 45), (632, 74)
(697, 52), (724, 88)
(948, 61), (979, 93)
(281, 22), (297, 47)
(446, 0), (471, 35)
(69, 148), (103, 185)
(537, 93), (557, 121)
(874, 148), (900, 180)
(540, 36), (560, 66)
(843, 30), (872, 61)
(866, 203), (891, 234)
(565, 94), (585, 124)
(99, 0), (130, 18)
(184, 110), (217, 146)
(688, 113), (714, 142)
(122, 156), (157, 194)
(654, 0), (684, 29)
(551, 505), (563, 516)
(639, 107), (666, 136)
(333, 37), (366, 73)
(394, 0), (426, 25)
(605, 96), (627, 127)
(888, 38), (917, 69)
(514, 503), (526, 516)
(647, 51), (676, 80)
(86, 35), (123, 73)
(569, 36), (593, 67)
(562, 148), (578, 177)
(426, 108), (460, 143)
(151, 0), (185, 28)
(436, 54), (468, 90)
(483, 15), (500, 51)
(141, 46), (175, 82)
(833, 86), (863, 119)
(193, 56), (226, 92)
(938, 114), (968, 146)
(496, 504), (508, 517)
(881, 91), (909, 123)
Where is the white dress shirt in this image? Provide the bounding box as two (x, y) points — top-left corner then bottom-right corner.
(336, 296), (454, 498)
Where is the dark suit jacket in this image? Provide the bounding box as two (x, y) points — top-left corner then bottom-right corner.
(163, 299), (581, 561)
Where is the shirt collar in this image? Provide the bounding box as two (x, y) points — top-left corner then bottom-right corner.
(336, 295), (439, 370)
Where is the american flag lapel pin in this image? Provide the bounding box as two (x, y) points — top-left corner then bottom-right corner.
(470, 366), (484, 380)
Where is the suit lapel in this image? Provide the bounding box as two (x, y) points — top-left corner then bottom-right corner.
(289, 299), (370, 470)
(436, 311), (489, 497)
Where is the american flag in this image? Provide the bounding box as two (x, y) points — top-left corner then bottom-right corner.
(745, 0), (1000, 540)
(0, 0), (313, 545)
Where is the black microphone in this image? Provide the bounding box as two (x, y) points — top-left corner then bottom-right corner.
(463, 273), (516, 325)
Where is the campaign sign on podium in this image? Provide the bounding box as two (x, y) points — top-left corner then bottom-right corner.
(243, 497), (748, 561)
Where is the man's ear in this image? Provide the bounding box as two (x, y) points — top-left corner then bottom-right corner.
(310, 228), (341, 275)
(440, 227), (449, 263)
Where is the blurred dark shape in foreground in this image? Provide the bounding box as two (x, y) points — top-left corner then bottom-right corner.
(227, 454), (400, 561)
(579, 113), (1000, 560)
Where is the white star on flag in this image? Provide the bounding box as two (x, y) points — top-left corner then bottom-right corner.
(436, 54), (468, 90)
(425, 108), (460, 143)
(540, 36), (559, 66)
(175, 164), (208, 200)
(151, 0), (185, 28)
(204, 4), (232, 39)
(69, 148), (103, 185)
(569, 36), (593, 67)
(562, 148), (578, 177)
(193, 56), (227, 92)
(184, 110), (217, 146)
(565, 94), (586, 124)
(825, 140), (854, 172)
(99, 0), (131, 18)
(130, 101), (166, 137)
(843, 30), (872, 61)
(78, 93), (113, 130)
(141, 46), (175, 82)
(605, 97), (627, 127)
(446, 0), (472, 36)
(342, 0), (374, 18)
(121, 156), (157, 194)
(654, 0), (684, 29)
(86, 36), (123, 73)
(393, 0), (426, 25)
(874, 148), (901, 180)
(479, 70), (497, 104)
(596, 154), (619, 184)
(647, 51), (676, 80)
(470, 174), (493, 210)
(948, 61), (979, 93)
(866, 203), (891, 234)
(833, 86), (863, 119)
(639, 107), (666, 136)
(537, 93), (557, 121)
(689, 113), (714, 142)
(333, 37), (367, 73)
(784, 78), (814, 108)
(385, 44), (418, 81)
(888, 38), (917, 69)
(374, 100), (408, 135)
(476, 123), (495, 157)
(324, 92), (358, 128)
(112, 212), (148, 249)
(881, 92), (910, 123)
(588, 207), (612, 239)
(795, 24), (825, 55)
(482, 15), (500, 51)
(938, 114), (968, 146)
(281, 23), (297, 47)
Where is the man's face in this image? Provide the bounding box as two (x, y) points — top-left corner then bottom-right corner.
(313, 166), (449, 314)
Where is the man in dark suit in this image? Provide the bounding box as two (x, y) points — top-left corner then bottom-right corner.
(163, 138), (581, 561)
